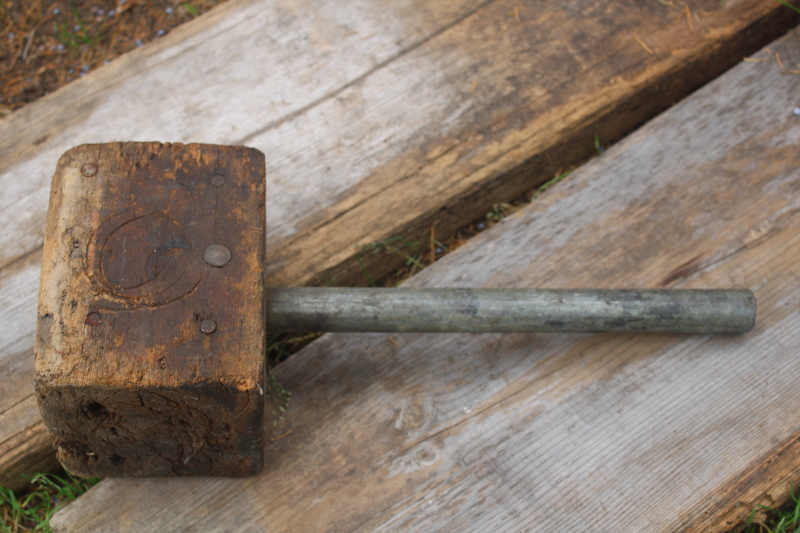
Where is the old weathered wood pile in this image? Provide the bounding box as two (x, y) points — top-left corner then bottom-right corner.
(0, 0), (798, 530)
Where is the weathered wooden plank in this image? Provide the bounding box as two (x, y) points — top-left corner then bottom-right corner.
(0, 0), (796, 491)
(50, 29), (800, 532)
(0, 253), (63, 486)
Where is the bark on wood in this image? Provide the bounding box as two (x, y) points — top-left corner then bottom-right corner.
(50, 29), (800, 532)
(35, 143), (266, 477)
(0, 0), (796, 490)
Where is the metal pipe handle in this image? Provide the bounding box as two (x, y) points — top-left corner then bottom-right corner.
(265, 288), (755, 334)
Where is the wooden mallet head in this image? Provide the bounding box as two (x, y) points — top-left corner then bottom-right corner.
(35, 143), (267, 477)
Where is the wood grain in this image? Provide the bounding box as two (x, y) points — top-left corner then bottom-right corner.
(50, 28), (800, 533)
(0, 0), (796, 490)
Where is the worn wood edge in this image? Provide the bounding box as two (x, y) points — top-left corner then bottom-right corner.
(0, 397), (58, 493)
(279, 9), (800, 289)
(684, 433), (800, 532)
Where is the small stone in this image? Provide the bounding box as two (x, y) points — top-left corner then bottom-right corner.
(436, 247), (443, 255)
(793, 107), (800, 117)
(476, 222), (485, 230)
(53, 7), (60, 14)
(165, 6), (173, 13)
(108, 9), (115, 16)
(135, 38), (143, 47)
(156, 29), (166, 37)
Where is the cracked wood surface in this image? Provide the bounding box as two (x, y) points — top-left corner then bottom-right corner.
(51, 29), (800, 533)
(0, 0), (796, 490)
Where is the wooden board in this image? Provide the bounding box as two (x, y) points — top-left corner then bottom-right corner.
(50, 29), (800, 532)
(0, 0), (796, 491)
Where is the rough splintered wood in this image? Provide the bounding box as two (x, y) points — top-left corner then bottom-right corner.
(51, 29), (800, 532)
(0, 0), (797, 491)
(35, 143), (266, 477)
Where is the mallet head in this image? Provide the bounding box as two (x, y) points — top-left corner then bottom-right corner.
(35, 142), (267, 477)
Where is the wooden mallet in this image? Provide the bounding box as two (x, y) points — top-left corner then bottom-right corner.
(34, 143), (755, 478)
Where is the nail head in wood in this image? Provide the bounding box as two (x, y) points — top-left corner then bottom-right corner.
(200, 319), (217, 334)
(80, 164), (98, 177)
(84, 312), (101, 327)
(204, 244), (231, 267)
(211, 174), (226, 187)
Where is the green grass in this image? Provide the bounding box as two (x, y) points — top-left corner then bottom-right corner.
(264, 369), (293, 426)
(56, 7), (102, 49)
(182, 3), (200, 17)
(360, 237), (424, 271)
(594, 134), (604, 155)
(743, 486), (800, 533)
(773, 0), (800, 15)
(1, 472), (100, 532)
(530, 170), (574, 201)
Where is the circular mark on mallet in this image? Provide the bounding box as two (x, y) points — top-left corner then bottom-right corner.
(90, 211), (203, 307)
(100, 215), (192, 297)
(81, 164), (98, 177)
(204, 244), (231, 267)
(210, 174), (226, 187)
(200, 319), (217, 334)
(85, 312), (101, 327)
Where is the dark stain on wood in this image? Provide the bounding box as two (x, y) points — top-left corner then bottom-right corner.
(659, 254), (703, 287)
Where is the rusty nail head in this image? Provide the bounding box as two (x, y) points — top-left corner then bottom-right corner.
(200, 319), (217, 334)
(85, 312), (101, 327)
(81, 164), (98, 177)
(204, 244), (231, 267)
(211, 174), (226, 187)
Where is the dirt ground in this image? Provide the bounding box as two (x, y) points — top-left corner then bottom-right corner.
(0, 0), (227, 117)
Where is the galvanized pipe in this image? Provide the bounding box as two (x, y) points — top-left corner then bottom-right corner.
(264, 288), (756, 334)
